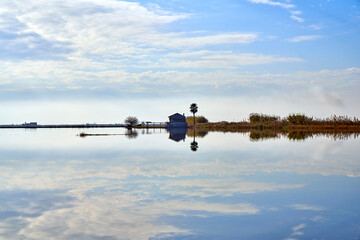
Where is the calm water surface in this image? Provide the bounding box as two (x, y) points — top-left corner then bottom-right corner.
(0, 128), (359, 240)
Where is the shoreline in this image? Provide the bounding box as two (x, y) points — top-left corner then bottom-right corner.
(0, 124), (166, 129)
(189, 122), (360, 133)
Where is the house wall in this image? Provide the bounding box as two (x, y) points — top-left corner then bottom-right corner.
(166, 122), (188, 129)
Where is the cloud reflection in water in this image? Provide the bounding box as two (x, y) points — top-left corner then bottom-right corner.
(0, 129), (359, 239)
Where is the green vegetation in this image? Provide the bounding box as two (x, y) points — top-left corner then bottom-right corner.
(186, 116), (209, 126)
(249, 131), (280, 141)
(191, 113), (360, 133)
(287, 114), (312, 125)
(186, 129), (209, 138)
(249, 113), (280, 123)
(286, 113), (359, 125)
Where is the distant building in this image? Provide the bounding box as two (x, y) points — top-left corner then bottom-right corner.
(22, 122), (37, 126)
(166, 113), (188, 129)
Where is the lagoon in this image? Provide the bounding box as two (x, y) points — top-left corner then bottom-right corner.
(0, 128), (359, 239)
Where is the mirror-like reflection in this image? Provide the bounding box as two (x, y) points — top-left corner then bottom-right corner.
(125, 128), (138, 139)
(186, 129), (359, 142)
(0, 128), (359, 239)
(167, 128), (187, 142)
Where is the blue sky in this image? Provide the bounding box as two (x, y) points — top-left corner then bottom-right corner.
(0, 0), (359, 123)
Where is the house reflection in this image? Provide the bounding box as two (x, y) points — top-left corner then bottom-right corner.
(167, 128), (188, 142)
(167, 128), (201, 152)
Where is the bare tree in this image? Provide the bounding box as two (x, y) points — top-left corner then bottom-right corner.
(124, 116), (139, 127)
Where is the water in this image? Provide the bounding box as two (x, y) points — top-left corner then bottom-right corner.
(0, 128), (359, 240)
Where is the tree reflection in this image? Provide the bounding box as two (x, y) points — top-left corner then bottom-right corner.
(190, 140), (198, 151)
(126, 129), (138, 139)
(190, 129), (199, 152)
(249, 131), (280, 142)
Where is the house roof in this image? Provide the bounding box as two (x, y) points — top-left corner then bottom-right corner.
(168, 113), (184, 118)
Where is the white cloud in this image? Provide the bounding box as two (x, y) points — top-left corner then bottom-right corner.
(0, 60), (359, 102)
(157, 32), (259, 48)
(290, 10), (304, 22)
(0, 0), (258, 62)
(247, 0), (308, 23)
(13, 195), (259, 239)
(290, 15), (304, 23)
(154, 179), (304, 197)
(288, 35), (322, 42)
(308, 24), (324, 30)
(310, 216), (327, 222)
(290, 10), (302, 15)
(246, 0), (295, 9)
(291, 223), (306, 236)
(0, 130), (359, 238)
(162, 52), (302, 69)
(289, 204), (324, 211)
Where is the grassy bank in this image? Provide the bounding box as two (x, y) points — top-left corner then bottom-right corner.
(189, 114), (360, 132)
(193, 122), (360, 132)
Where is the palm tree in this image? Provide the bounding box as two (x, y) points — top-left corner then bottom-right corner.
(190, 103), (198, 127)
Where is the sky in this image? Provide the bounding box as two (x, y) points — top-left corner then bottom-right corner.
(0, 0), (359, 123)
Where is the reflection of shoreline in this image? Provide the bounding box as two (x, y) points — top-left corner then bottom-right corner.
(192, 122), (360, 132)
(190, 129), (359, 141)
(78, 129), (139, 139)
(186, 130), (208, 138)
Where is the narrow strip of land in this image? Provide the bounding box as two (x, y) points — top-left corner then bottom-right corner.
(0, 124), (125, 128)
(191, 122), (360, 132)
(0, 124), (166, 129)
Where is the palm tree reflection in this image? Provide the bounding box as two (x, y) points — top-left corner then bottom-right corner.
(190, 140), (198, 151)
(190, 129), (199, 152)
(166, 128), (201, 151)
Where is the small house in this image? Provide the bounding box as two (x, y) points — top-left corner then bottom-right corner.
(22, 122), (37, 126)
(166, 113), (188, 129)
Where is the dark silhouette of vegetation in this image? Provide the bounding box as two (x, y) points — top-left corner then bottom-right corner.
(287, 114), (312, 125)
(125, 129), (138, 139)
(186, 129), (209, 138)
(189, 113), (360, 142)
(190, 103), (198, 127)
(79, 132), (87, 137)
(249, 131), (280, 142)
(190, 141), (199, 151)
(287, 131), (307, 140)
(186, 116), (208, 126)
(286, 114), (360, 126)
(190, 128), (199, 151)
(79, 132), (120, 137)
(124, 116), (139, 127)
(249, 113), (280, 123)
(194, 113), (360, 132)
(78, 132), (134, 138)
